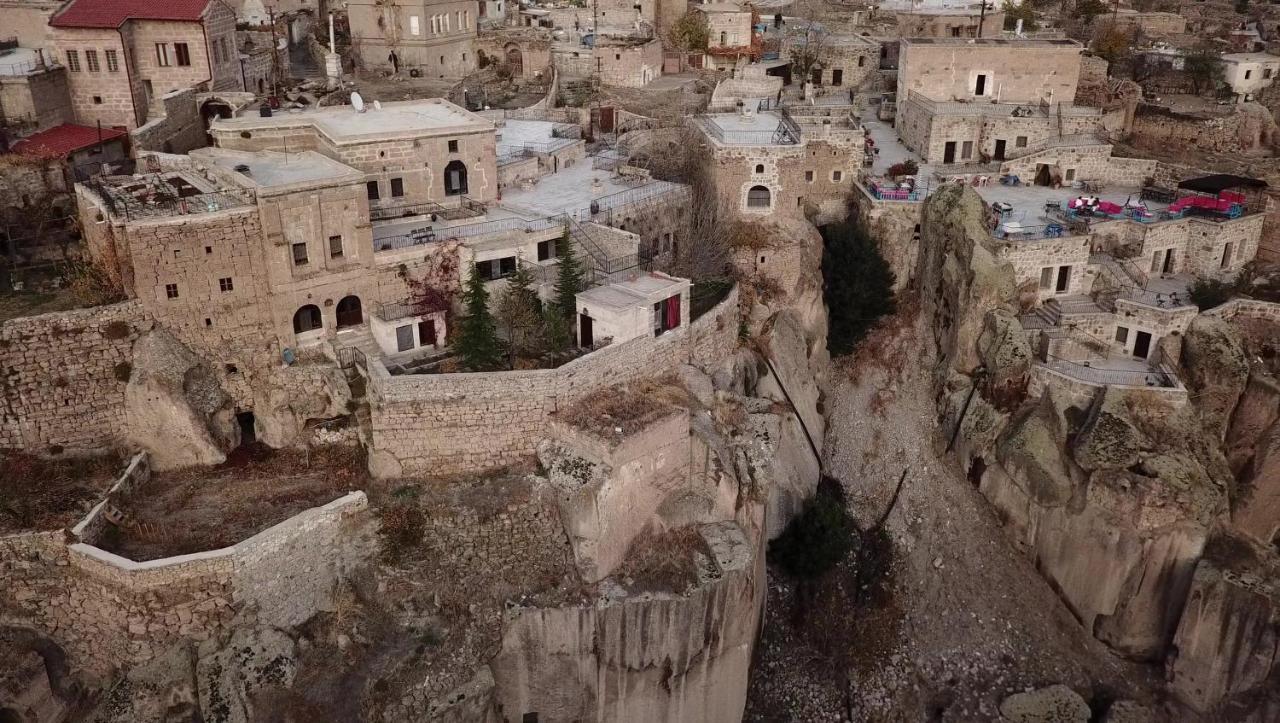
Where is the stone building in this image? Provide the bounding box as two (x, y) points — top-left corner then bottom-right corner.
(1220, 52), (1280, 103)
(347, 0), (479, 78)
(887, 4), (1005, 39)
(694, 104), (865, 221)
(0, 0), (62, 59)
(700, 3), (756, 72)
(1102, 8), (1187, 37)
(780, 28), (879, 93)
(552, 36), (664, 87)
(0, 44), (73, 140)
(47, 0), (242, 131)
(894, 37), (1096, 164)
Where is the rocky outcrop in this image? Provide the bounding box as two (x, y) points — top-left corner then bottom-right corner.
(196, 626), (296, 723)
(1180, 316), (1250, 441)
(124, 329), (238, 470)
(756, 309), (826, 456)
(1228, 372), (1280, 546)
(489, 522), (763, 723)
(1167, 533), (1280, 719)
(0, 650), (67, 723)
(253, 362), (353, 449)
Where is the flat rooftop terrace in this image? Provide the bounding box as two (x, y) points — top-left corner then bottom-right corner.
(497, 119), (581, 161)
(499, 155), (683, 218)
(195, 148), (362, 190)
(211, 97), (493, 141)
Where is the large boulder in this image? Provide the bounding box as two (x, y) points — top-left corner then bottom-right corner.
(254, 362), (353, 448)
(998, 685), (1090, 722)
(196, 626), (297, 723)
(1227, 373), (1280, 545)
(1180, 315), (1250, 440)
(125, 329), (237, 470)
(994, 389), (1082, 507)
(1071, 387), (1151, 472)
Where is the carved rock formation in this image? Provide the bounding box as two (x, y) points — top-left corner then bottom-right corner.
(124, 329), (237, 470)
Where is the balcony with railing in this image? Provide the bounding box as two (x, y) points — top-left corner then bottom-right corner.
(369, 196), (486, 224)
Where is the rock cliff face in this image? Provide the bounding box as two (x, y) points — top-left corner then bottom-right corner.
(917, 185), (1271, 694)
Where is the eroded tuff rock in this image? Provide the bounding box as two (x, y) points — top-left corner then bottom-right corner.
(92, 643), (199, 723)
(756, 309), (826, 453)
(196, 626), (297, 723)
(125, 329), (237, 470)
(998, 684), (1090, 722)
(993, 389), (1081, 508)
(1180, 315), (1250, 440)
(1167, 533), (1280, 719)
(253, 362), (353, 448)
(1228, 371), (1280, 546)
(0, 650), (67, 723)
(1071, 387), (1151, 473)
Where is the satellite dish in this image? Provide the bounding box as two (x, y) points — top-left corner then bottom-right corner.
(351, 91), (365, 112)
(373, 100), (382, 110)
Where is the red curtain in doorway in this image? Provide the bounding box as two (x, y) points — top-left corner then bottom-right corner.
(666, 295), (681, 330)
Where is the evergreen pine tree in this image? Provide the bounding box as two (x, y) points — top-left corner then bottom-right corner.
(455, 265), (503, 371)
(495, 261), (542, 366)
(821, 220), (896, 357)
(541, 305), (573, 360)
(553, 228), (586, 319)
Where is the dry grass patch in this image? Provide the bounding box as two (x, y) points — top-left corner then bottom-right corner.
(0, 450), (123, 534)
(98, 444), (365, 561)
(560, 377), (690, 438)
(614, 526), (708, 594)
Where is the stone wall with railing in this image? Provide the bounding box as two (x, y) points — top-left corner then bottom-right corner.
(0, 449), (369, 677)
(366, 285), (740, 477)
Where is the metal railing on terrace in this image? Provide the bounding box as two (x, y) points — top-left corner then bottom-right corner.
(84, 180), (251, 220)
(371, 300), (422, 322)
(695, 115), (800, 146)
(1041, 355), (1178, 388)
(369, 197), (485, 223)
(864, 176), (930, 202)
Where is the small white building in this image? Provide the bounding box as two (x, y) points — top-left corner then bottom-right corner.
(575, 272), (690, 348)
(1220, 52), (1280, 102)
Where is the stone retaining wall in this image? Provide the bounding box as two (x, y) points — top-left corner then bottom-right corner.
(0, 301), (151, 453)
(1204, 298), (1280, 323)
(367, 285), (740, 477)
(0, 475), (368, 677)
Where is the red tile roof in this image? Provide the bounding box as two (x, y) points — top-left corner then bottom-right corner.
(12, 123), (128, 158)
(50, 0), (213, 28)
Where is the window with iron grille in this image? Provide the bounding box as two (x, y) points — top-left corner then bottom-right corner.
(85, 50), (99, 72)
(105, 49), (119, 72)
(66, 50), (81, 72)
(219, 277), (233, 292)
(174, 43), (191, 67)
(156, 43), (171, 66)
(292, 242), (309, 266)
(165, 283), (179, 299)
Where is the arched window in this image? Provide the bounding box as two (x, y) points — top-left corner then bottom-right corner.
(754, 163), (764, 174)
(444, 159), (468, 196)
(746, 185), (771, 209)
(293, 304), (322, 334)
(336, 295), (363, 327)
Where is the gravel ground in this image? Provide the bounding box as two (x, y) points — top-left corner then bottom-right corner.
(745, 309), (1171, 721)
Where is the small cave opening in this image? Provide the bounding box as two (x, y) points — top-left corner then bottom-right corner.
(967, 457), (986, 487)
(236, 411), (257, 445)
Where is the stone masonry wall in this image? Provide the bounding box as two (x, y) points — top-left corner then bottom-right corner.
(0, 488), (368, 677)
(367, 285), (740, 477)
(0, 301), (151, 453)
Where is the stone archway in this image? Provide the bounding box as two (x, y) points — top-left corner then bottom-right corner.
(293, 304), (323, 334)
(336, 295), (363, 328)
(505, 43), (523, 77)
(444, 160), (469, 196)
(200, 99), (233, 131)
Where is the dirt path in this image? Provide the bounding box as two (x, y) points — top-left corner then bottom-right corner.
(746, 308), (1166, 721)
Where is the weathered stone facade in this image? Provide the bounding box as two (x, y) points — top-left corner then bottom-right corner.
(0, 301), (150, 453)
(366, 285), (740, 477)
(896, 37), (1084, 108)
(0, 60), (73, 134)
(348, 0), (479, 78)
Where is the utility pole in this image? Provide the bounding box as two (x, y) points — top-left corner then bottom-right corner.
(977, 0), (987, 38)
(268, 6), (280, 100)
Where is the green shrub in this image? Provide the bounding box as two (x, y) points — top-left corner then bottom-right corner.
(1187, 276), (1235, 310)
(770, 481), (855, 579)
(821, 220), (897, 357)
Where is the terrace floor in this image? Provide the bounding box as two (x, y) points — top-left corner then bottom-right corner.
(1040, 357), (1177, 388)
(861, 105), (933, 179)
(974, 183), (1171, 237)
(499, 157), (680, 218)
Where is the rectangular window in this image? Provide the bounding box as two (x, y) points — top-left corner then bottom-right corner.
(448, 139), (459, 153)
(418, 319), (437, 345)
(105, 49), (119, 72)
(961, 140), (973, 159)
(832, 170), (843, 182)
(1245, 69), (1252, 79)
(1115, 326), (1129, 344)
(174, 42), (191, 66)
(1015, 136), (1028, 148)
(410, 15), (421, 35)
(499, 256), (516, 276)
(165, 283), (179, 298)
(537, 239), (556, 261)
(396, 324), (415, 352)
(805, 170), (814, 182)
(329, 235), (344, 258)
(212, 39), (221, 64)
(1266, 68), (1274, 79)
(219, 277), (233, 292)
(1221, 242), (1234, 268)
(85, 50), (100, 72)
(390, 177), (405, 197)
(974, 73), (987, 96)
(292, 242), (309, 266)
(66, 50), (80, 72)
(1064, 168), (1076, 181)
(1038, 267), (1053, 290)
(366, 180), (380, 200)
(155, 43), (171, 67)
